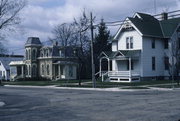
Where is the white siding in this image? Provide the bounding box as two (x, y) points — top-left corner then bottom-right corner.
(117, 30), (142, 50)
(112, 41), (117, 51)
(142, 37), (164, 77)
(111, 30), (142, 74)
(0, 62), (6, 80)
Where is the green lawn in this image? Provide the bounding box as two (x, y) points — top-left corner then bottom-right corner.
(150, 84), (180, 88)
(2, 79), (90, 86)
(96, 80), (173, 86)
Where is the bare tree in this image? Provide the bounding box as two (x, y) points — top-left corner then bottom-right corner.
(73, 10), (91, 53)
(0, 0), (26, 31)
(52, 23), (75, 47)
(168, 26), (180, 85)
(0, 0), (26, 54)
(50, 10), (94, 83)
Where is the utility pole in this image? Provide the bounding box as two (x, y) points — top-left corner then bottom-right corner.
(90, 12), (96, 88)
(171, 39), (174, 89)
(154, 0), (157, 14)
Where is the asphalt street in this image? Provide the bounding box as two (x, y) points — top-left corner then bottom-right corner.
(0, 86), (180, 121)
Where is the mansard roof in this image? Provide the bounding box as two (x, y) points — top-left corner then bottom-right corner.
(40, 45), (79, 58)
(25, 37), (42, 47)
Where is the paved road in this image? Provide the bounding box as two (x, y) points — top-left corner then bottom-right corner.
(0, 86), (180, 121)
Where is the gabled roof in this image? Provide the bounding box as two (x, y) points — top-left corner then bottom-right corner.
(160, 18), (180, 38)
(100, 50), (141, 59)
(114, 12), (180, 40)
(128, 16), (164, 38)
(99, 51), (123, 59)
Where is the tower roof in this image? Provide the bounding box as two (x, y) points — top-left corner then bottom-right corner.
(25, 37), (42, 47)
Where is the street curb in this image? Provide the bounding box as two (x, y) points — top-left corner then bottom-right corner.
(4, 85), (174, 92)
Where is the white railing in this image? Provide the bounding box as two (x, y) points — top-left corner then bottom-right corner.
(95, 71), (108, 77)
(108, 71), (140, 77)
(100, 71), (140, 82)
(102, 71), (108, 82)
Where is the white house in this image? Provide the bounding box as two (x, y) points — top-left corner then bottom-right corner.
(99, 12), (180, 82)
(0, 55), (23, 80)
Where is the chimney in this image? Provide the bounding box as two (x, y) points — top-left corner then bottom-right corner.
(53, 41), (58, 46)
(161, 12), (168, 20)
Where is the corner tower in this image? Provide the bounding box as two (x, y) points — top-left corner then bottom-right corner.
(25, 37), (42, 78)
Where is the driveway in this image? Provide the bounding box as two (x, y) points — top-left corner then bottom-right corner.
(0, 86), (180, 121)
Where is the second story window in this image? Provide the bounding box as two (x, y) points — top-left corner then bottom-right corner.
(26, 50), (28, 60)
(130, 37), (133, 49)
(126, 37), (129, 49)
(126, 37), (133, 49)
(32, 49), (36, 60)
(152, 39), (155, 49)
(28, 50), (31, 60)
(164, 39), (168, 49)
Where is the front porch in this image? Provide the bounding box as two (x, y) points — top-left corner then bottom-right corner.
(53, 61), (77, 80)
(9, 61), (25, 81)
(99, 50), (141, 82)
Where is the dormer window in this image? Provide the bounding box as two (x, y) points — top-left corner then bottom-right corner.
(40, 51), (43, 57)
(46, 49), (49, 57)
(59, 50), (64, 57)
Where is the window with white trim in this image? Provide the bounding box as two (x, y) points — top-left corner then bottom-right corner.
(126, 37), (133, 49)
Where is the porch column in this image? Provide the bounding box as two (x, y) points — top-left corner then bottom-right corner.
(21, 66), (24, 78)
(108, 58), (110, 72)
(59, 65), (61, 79)
(129, 58), (132, 82)
(99, 58), (102, 76)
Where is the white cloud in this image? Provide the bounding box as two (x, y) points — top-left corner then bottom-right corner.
(6, 0), (180, 55)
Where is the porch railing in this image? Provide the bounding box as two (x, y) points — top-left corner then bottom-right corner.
(108, 71), (140, 77)
(100, 71), (140, 82)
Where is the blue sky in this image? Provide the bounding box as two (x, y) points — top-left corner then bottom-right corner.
(7, 0), (180, 55)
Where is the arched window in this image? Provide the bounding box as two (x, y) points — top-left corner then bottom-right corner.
(40, 51), (43, 57)
(29, 65), (31, 76)
(26, 50), (28, 60)
(41, 64), (44, 75)
(28, 49), (31, 60)
(32, 49), (36, 60)
(32, 65), (36, 77)
(46, 49), (49, 57)
(47, 64), (50, 75)
(25, 65), (28, 76)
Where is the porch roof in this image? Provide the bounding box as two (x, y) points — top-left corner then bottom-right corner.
(100, 50), (141, 60)
(53, 61), (77, 65)
(9, 61), (25, 66)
